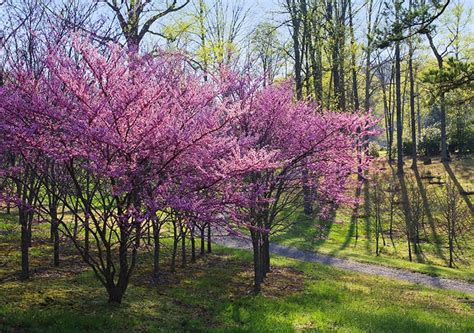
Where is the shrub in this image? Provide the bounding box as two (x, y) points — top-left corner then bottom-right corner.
(448, 122), (474, 154)
(368, 142), (381, 157)
(420, 126), (441, 156)
(402, 141), (414, 156)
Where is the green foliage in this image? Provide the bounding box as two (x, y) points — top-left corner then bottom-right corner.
(423, 58), (474, 99)
(420, 126), (441, 156)
(402, 140), (414, 157)
(368, 142), (381, 157)
(449, 122), (474, 153)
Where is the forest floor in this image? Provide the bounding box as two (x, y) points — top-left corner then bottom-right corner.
(273, 155), (474, 282)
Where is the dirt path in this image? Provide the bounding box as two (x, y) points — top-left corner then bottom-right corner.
(213, 231), (474, 295)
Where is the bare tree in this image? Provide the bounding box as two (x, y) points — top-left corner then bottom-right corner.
(102, 0), (191, 50)
(436, 178), (471, 267)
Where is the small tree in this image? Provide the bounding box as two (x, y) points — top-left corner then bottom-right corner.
(0, 36), (270, 303)
(368, 172), (386, 256)
(435, 178), (471, 267)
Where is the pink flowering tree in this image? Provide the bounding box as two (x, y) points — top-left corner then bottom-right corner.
(0, 35), (377, 301)
(0, 36), (272, 303)
(224, 81), (378, 293)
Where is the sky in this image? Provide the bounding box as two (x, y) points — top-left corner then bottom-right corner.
(247, 0), (474, 32)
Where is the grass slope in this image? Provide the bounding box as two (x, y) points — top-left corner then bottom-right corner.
(0, 242), (473, 332)
(273, 156), (474, 282)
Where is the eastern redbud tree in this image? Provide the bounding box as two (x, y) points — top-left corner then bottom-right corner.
(0, 36), (377, 302)
(221, 79), (378, 292)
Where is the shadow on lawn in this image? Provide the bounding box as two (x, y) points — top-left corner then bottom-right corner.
(413, 167), (448, 265)
(443, 162), (474, 216)
(271, 207), (336, 252)
(0, 249), (306, 332)
(335, 181), (363, 253)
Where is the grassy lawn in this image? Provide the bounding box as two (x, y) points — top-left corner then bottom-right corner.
(273, 156), (474, 282)
(0, 207), (473, 332)
(1, 244), (473, 332)
(0, 157), (473, 332)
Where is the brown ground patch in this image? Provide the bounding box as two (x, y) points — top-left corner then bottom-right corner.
(261, 266), (305, 297)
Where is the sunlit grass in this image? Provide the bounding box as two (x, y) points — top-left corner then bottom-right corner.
(1, 240), (473, 332)
(273, 155), (474, 282)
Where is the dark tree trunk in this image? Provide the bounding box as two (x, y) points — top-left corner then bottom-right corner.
(262, 233), (270, 274)
(395, 40), (403, 174)
(107, 286), (124, 304)
(426, 32), (449, 161)
(50, 203), (60, 267)
(20, 209), (29, 280)
(147, 220), (151, 245)
(251, 232), (262, 294)
(191, 225), (196, 263)
(349, 0), (359, 111)
(27, 211), (33, 247)
(152, 220), (160, 279)
(291, 2), (303, 101)
(408, 5), (417, 169)
(200, 226), (205, 255)
(207, 223), (212, 253)
(171, 221), (178, 272)
(84, 217), (90, 259)
(181, 228), (186, 268)
(52, 220), (60, 267)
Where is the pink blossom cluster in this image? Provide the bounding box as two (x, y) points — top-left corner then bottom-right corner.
(0, 36), (377, 237)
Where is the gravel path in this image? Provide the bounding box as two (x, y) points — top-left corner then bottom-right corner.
(213, 231), (474, 295)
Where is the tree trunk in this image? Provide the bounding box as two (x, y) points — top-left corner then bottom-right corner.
(200, 226), (205, 255)
(27, 211), (33, 247)
(171, 221), (178, 272)
(440, 94), (449, 161)
(53, 220), (60, 267)
(251, 232), (262, 294)
(152, 220), (160, 279)
(408, 1), (417, 169)
(107, 285), (124, 304)
(181, 228), (186, 268)
(426, 32), (449, 161)
(349, 0), (359, 110)
(50, 203), (60, 267)
(207, 223), (212, 253)
(191, 225), (196, 263)
(395, 40), (403, 174)
(20, 209), (29, 280)
(262, 233), (270, 274)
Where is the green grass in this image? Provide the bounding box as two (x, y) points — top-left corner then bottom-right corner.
(273, 209), (474, 282)
(0, 207), (473, 332)
(0, 156), (473, 332)
(0, 244), (473, 332)
(273, 156), (474, 282)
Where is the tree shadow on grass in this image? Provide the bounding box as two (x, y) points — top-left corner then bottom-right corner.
(395, 169), (423, 263)
(413, 167), (448, 265)
(271, 208), (336, 252)
(336, 181), (363, 253)
(277, 268), (469, 333)
(443, 162), (474, 216)
(363, 180), (372, 254)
